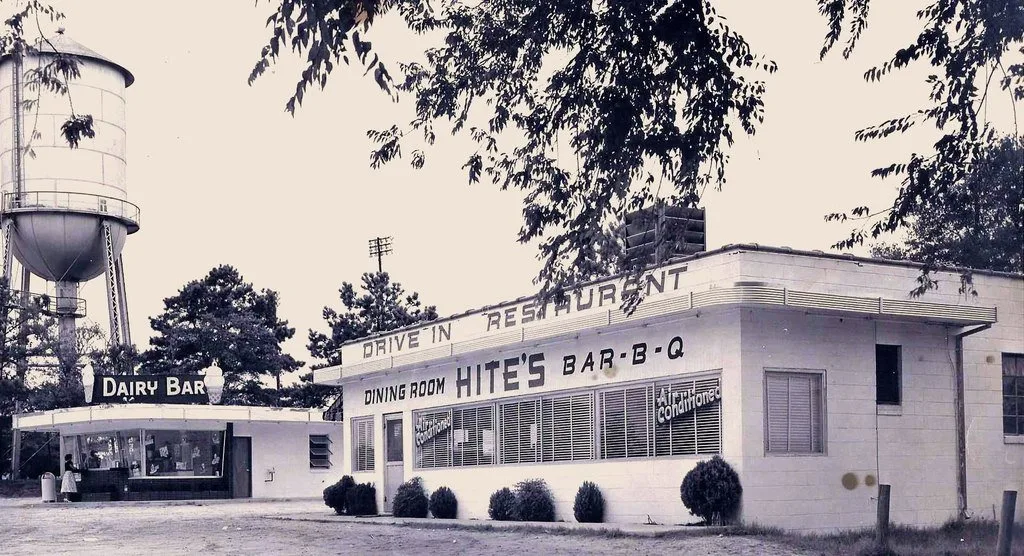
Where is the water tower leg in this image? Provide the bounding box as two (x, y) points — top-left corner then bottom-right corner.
(101, 221), (127, 347)
(1, 217), (12, 285)
(114, 254), (131, 346)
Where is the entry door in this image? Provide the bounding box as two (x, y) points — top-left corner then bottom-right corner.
(383, 414), (404, 513)
(231, 436), (252, 498)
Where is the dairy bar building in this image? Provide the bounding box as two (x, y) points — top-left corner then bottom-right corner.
(314, 244), (1023, 531)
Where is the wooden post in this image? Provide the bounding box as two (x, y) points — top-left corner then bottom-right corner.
(997, 490), (1017, 556)
(876, 484), (891, 548)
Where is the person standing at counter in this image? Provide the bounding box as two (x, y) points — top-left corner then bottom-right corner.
(60, 454), (80, 502)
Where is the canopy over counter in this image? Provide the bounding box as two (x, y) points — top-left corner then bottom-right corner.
(13, 404), (328, 435)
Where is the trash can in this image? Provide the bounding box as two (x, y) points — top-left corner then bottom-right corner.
(40, 472), (56, 503)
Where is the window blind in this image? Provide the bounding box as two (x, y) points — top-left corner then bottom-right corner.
(414, 409), (452, 468)
(351, 417), (375, 471)
(765, 371), (824, 454)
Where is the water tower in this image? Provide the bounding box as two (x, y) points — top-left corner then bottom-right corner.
(0, 34), (138, 355)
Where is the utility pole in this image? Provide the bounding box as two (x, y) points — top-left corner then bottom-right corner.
(369, 236), (393, 273)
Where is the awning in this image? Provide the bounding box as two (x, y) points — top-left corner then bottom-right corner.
(13, 404), (333, 434)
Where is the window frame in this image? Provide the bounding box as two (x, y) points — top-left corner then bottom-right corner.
(763, 368), (827, 456)
(875, 344), (903, 406)
(1003, 353), (1024, 437)
(351, 416), (375, 472)
(597, 374), (723, 461)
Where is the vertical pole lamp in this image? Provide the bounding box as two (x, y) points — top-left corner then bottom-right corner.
(203, 365), (224, 404)
(81, 363), (95, 404)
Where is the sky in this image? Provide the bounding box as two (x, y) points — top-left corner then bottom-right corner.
(8, 1), (1019, 383)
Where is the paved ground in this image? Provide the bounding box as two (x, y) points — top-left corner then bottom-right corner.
(0, 498), (809, 555)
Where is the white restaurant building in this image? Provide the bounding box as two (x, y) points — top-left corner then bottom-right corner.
(314, 244), (1023, 531)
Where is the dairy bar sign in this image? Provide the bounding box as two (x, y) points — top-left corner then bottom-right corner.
(91, 374), (209, 404)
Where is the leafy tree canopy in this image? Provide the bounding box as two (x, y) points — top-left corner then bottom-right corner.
(250, 0), (1022, 299)
(871, 135), (1023, 295)
(820, 0), (1022, 274)
(308, 271), (439, 366)
(142, 265), (302, 404)
(301, 271), (438, 413)
(250, 0), (776, 298)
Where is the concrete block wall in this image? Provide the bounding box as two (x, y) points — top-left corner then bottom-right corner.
(735, 249), (1023, 526)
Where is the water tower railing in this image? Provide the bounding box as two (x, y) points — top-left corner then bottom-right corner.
(0, 191), (140, 229)
(3, 289), (87, 318)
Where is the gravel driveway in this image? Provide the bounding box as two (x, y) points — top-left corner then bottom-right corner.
(0, 498), (809, 555)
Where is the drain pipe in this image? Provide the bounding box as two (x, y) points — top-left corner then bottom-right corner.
(953, 323), (991, 520)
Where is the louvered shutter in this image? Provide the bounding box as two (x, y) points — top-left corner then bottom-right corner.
(309, 435), (332, 469)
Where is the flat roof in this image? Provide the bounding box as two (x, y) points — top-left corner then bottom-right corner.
(332, 243), (1021, 352)
(13, 404), (333, 432)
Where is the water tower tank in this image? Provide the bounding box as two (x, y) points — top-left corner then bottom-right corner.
(0, 34), (139, 283)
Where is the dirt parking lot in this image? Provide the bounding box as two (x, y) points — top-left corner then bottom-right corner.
(0, 498), (808, 555)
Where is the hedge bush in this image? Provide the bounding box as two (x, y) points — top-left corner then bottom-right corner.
(488, 487), (516, 521)
(573, 481), (605, 523)
(514, 478), (555, 522)
(680, 456), (743, 525)
(392, 477), (429, 518)
(323, 475), (356, 515)
(346, 482), (378, 516)
(429, 486), (458, 519)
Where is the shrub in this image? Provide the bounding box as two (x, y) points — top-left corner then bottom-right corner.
(392, 477), (429, 518)
(573, 481), (605, 523)
(488, 487), (516, 521)
(323, 475), (356, 515)
(346, 482), (378, 516)
(680, 455), (743, 525)
(429, 486), (458, 519)
(514, 478), (555, 522)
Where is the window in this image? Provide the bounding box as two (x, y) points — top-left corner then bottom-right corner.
(351, 417), (375, 472)
(453, 405), (495, 466)
(598, 376), (722, 459)
(414, 409), (452, 468)
(500, 399), (540, 464)
(1004, 354), (1024, 436)
(413, 405), (494, 468)
(309, 435), (332, 469)
(765, 370), (825, 454)
(876, 345), (902, 405)
(144, 430), (225, 477)
(600, 385), (652, 458)
(540, 393), (594, 461)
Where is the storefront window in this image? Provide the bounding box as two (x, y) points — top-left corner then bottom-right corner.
(144, 430), (225, 477)
(65, 430), (142, 471)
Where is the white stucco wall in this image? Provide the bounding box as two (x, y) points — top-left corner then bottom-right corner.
(233, 421), (342, 499)
(341, 310), (741, 524)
